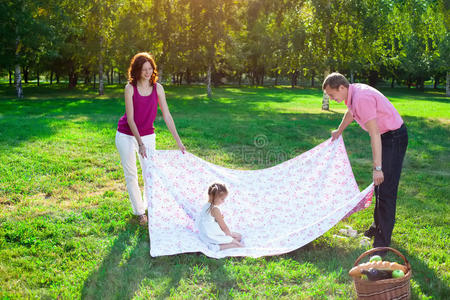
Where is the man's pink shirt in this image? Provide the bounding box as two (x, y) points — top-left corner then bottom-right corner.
(345, 83), (403, 134)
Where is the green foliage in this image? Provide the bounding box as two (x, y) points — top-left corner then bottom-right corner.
(1, 0), (447, 90)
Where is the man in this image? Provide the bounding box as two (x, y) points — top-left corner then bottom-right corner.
(323, 72), (408, 255)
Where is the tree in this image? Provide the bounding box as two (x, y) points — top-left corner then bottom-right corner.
(0, 0), (54, 97)
(85, 0), (119, 95)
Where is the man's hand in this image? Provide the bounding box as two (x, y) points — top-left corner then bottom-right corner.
(331, 129), (342, 141)
(373, 170), (384, 185)
(331, 110), (353, 141)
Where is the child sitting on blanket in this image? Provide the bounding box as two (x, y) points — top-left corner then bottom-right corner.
(196, 183), (243, 251)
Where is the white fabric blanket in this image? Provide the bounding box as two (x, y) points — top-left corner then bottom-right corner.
(145, 137), (373, 258)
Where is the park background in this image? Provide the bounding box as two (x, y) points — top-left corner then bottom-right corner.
(1, 0), (449, 299)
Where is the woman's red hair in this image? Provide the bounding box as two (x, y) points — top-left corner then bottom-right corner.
(127, 52), (158, 86)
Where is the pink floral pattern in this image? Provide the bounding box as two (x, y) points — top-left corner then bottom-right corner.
(145, 137), (373, 258)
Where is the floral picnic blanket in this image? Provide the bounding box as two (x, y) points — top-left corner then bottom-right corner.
(145, 137), (373, 258)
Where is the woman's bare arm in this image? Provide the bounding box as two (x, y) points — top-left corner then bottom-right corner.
(156, 83), (185, 153)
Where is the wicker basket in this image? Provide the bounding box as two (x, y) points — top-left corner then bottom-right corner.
(352, 247), (412, 300)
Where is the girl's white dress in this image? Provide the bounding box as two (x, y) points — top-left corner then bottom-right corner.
(197, 203), (233, 249)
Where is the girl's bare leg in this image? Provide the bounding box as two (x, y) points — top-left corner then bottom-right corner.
(219, 239), (243, 250)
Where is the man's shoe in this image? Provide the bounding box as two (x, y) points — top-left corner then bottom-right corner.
(364, 225), (377, 238)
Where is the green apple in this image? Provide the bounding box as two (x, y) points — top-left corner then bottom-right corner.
(369, 255), (382, 262)
(392, 270), (405, 278)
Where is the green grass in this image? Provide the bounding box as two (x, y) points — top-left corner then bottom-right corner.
(0, 83), (448, 299)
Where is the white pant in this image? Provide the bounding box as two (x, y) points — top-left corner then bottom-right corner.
(115, 131), (155, 215)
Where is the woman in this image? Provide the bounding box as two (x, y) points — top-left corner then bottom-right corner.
(116, 52), (185, 225)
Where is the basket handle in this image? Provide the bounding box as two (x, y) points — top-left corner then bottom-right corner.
(353, 247), (411, 270)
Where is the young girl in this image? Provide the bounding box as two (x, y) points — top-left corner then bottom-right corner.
(197, 183), (243, 251)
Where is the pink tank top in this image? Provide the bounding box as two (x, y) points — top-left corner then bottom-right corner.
(117, 84), (158, 136)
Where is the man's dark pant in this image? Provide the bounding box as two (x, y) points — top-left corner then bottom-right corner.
(373, 124), (408, 248)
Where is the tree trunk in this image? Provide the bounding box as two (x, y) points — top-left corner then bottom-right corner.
(118, 72), (121, 85)
(186, 68), (191, 85)
(98, 65), (103, 94)
(299, 70), (303, 87)
(37, 68), (39, 86)
(350, 71), (354, 83)
(15, 32), (23, 97)
(98, 36), (104, 95)
(158, 65), (163, 83)
(446, 72), (450, 97)
(311, 70), (315, 88)
(368, 70), (378, 87)
(56, 74), (60, 84)
(23, 66), (28, 83)
(93, 74), (96, 89)
(106, 67), (110, 85)
(9, 68), (12, 86)
(322, 91), (330, 111)
(391, 76), (395, 88)
(110, 67), (114, 85)
(68, 71), (78, 88)
(250, 72), (255, 86)
(322, 69), (330, 110)
(207, 65), (212, 98)
(84, 70), (90, 84)
(433, 75), (439, 89)
(23, 66), (29, 83)
(291, 70), (298, 88)
(15, 64), (23, 98)
(274, 73), (278, 86)
(238, 73), (241, 87)
(416, 78), (424, 91)
(50, 70), (53, 85)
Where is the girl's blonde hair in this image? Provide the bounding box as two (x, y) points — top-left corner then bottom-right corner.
(207, 183), (228, 212)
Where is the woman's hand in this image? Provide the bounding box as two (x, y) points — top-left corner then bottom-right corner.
(177, 141), (186, 154)
(138, 144), (147, 158)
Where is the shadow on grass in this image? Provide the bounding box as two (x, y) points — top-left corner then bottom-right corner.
(392, 245), (450, 299)
(0, 117), (57, 148)
(81, 221), (234, 299)
(382, 87), (450, 104)
(80, 229), (448, 299)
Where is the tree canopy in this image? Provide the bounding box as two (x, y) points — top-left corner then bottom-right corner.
(1, 0), (448, 95)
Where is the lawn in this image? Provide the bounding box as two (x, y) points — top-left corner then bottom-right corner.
(0, 83), (448, 299)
